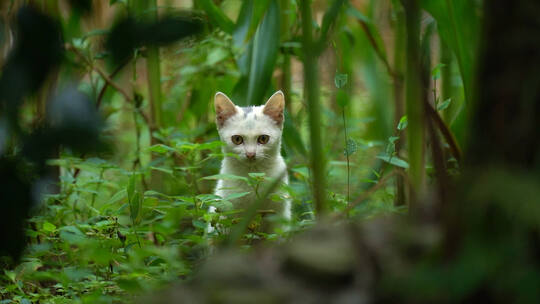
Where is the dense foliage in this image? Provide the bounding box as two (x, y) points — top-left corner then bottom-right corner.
(0, 0), (539, 303)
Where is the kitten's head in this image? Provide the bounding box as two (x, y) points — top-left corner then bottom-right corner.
(214, 91), (285, 162)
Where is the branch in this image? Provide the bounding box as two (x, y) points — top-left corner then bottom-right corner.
(335, 170), (400, 219)
(66, 43), (132, 103)
(65, 43), (152, 128)
(424, 100), (462, 162)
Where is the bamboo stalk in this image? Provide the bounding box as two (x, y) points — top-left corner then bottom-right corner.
(300, 0), (328, 215)
(280, 0), (292, 114)
(403, 0), (424, 207)
(145, 0), (162, 131)
(392, 3), (406, 206)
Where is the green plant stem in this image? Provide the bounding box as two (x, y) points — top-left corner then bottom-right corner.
(300, 0), (328, 215)
(392, 3), (406, 206)
(146, 0), (162, 131)
(439, 38), (454, 123)
(403, 0), (424, 206)
(342, 108), (350, 203)
(226, 172), (286, 247)
(90, 168), (105, 208)
(280, 0), (292, 114)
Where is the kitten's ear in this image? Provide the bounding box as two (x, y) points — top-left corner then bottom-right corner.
(214, 92), (237, 127)
(263, 90), (285, 125)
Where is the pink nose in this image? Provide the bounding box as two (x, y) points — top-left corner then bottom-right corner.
(246, 152), (256, 160)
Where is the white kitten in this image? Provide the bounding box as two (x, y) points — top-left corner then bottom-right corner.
(212, 91), (291, 227)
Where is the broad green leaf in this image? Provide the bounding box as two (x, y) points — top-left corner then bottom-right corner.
(108, 189), (127, 205)
(347, 5), (388, 65)
(283, 111), (307, 156)
(248, 172), (266, 179)
(150, 166), (173, 175)
(59, 226), (86, 245)
(42, 222), (56, 232)
(148, 144), (175, 154)
(127, 174), (142, 224)
(421, 0), (481, 145)
(192, 220), (207, 230)
(431, 63), (446, 80)
(437, 98), (452, 111)
(376, 154), (410, 169)
(197, 141), (223, 150)
(232, 0), (280, 106)
(233, 1), (255, 75)
(245, 0), (271, 43)
(130, 191), (142, 224)
(224, 192), (251, 200)
(291, 167), (310, 179)
(336, 89), (349, 107)
(116, 278), (143, 292)
(201, 174), (248, 182)
(127, 174), (136, 203)
(319, 0), (347, 44)
(245, 0), (281, 106)
(206, 48), (228, 66)
(199, 0), (235, 34)
(397, 115), (408, 130)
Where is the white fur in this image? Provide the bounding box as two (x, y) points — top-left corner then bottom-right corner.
(213, 91), (291, 222)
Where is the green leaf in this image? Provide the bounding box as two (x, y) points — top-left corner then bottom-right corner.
(283, 111), (307, 156)
(201, 174), (248, 182)
(42, 222), (56, 232)
(130, 191), (142, 224)
(336, 89), (349, 107)
(108, 189), (127, 205)
(245, 0), (271, 43)
(233, 0), (281, 106)
(59, 226), (86, 245)
(148, 144), (175, 154)
(192, 220), (207, 230)
(421, 0), (480, 144)
(127, 174), (136, 203)
(334, 73), (348, 89)
(347, 5), (388, 65)
(116, 278), (143, 292)
(224, 192), (251, 200)
(437, 98), (452, 111)
(320, 0), (347, 44)
(431, 63), (446, 80)
(197, 141), (223, 150)
(206, 48), (228, 66)
(199, 0), (235, 34)
(248, 172), (266, 179)
(127, 174), (142, 224)
(245, 0), (280, 106)
(397, 115), (408, 130)
(376, 154), (410, 169)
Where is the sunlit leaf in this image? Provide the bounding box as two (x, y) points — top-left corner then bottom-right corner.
(199, 0), (235, 34)
(437, 98), (452, 111)
(431, 63), (446, 80)
(397, 115), (408, 130)
(376, 154), (410, 169)
(42, 222), (56, 232)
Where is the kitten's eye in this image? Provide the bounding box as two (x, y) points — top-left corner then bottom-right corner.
(257, 135), (270, 144)
(231, 135), (244, 145)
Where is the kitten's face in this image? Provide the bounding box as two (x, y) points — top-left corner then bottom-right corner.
(214, 91), (285, 162)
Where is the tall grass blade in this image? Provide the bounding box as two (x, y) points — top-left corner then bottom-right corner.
(300, 0), (327, 215)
